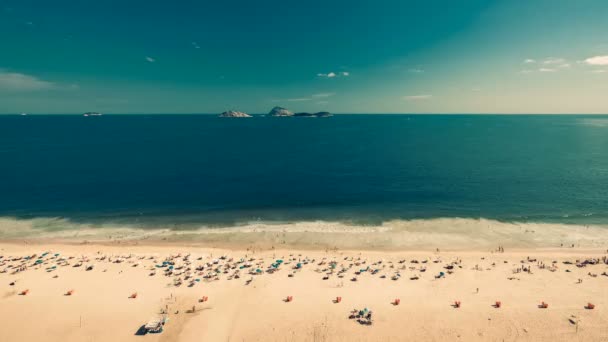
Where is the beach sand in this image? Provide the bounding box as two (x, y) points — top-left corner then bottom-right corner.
(1, 239), (608, 342)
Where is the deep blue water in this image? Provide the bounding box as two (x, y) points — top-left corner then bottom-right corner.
(1, 114), (607, 228)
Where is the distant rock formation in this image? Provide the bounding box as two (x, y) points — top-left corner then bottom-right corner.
(294, 112), (315, 117)
(268, 106), (294, 117)
(219, 110), (251, 118)
(314, 111), (332, 117)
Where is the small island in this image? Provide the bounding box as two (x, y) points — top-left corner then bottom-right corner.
(218, 107), (332, 118)
(219, 110), (252, 118)
(268, 106), (294, 117)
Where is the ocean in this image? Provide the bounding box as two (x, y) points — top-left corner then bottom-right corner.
(1, 114), (607, 231)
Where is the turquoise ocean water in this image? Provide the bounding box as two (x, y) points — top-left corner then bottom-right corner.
(0, 114), (607, 230)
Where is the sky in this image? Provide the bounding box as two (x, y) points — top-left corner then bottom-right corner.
(1, 0), (608, 114)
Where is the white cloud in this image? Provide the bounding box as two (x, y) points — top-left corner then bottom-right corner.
(312, 92), (335, 98)
(287, 98), (312, 102)
(524, 59), (536, 64)
(317, 71), (349, 78)
(519, 69), (534, 74)
(273, 93), (336, 103)
(0, 70), (55, 91)
(585, 55), (608, 66)
(145, 56), (156, 63)
(591, 69), (607, 73)
(538, 68), (556, 72)
(403, 94), (432, 101)
(543, 57), (566, 65)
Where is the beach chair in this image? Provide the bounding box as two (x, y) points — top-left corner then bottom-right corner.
(393, 298), (400, 305)
(198, 296), (208, 303)
(495, 301), (501, 308)
(129, 292), (138, 299)
(539, 301), (548, 309)
(586, 303), (595, 310)
(19, 289), (29, 296)
(335, 296), (342, 303)
(66, 289), (75, 296)
(285, 296), (293, 302)
(454, 301), (461, 308)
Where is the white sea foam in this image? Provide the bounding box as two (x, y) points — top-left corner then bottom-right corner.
(1, 216), (608, 250)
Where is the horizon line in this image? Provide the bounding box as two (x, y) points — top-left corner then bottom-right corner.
(2, 113), (608, 116)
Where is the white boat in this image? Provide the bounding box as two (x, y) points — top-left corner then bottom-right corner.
(83, 112), (102, 117)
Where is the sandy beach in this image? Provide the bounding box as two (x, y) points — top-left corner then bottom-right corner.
(1, 237), (608, 342)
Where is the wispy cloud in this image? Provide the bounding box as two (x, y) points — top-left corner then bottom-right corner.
(191, 42), (200, 49)
(520, 57), (570, 73)
(317, 72), (336, 78)
(408, 68), (424, 73)
(317, 71), (349, 78)
(403, 94), (432, 101)
(0, 70), (55, 91)
(543, 58), (570, 69)
(145, 56), (156, 63)
(543, 57), (566, 65)
(591, 69), (607, 73)
(273, 93), (336, 103)
(585, 55), (608, 66)
(287, 98), (312, 102)
(312, 92), (335, 98)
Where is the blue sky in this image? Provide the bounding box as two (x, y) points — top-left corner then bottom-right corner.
(1, 0), (608, 114)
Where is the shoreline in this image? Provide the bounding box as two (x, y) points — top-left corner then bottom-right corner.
(2, 216), (608, 251)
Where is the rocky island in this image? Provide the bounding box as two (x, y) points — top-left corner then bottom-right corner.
(219, 110), (252, 118)
(268, 106), (293, 116)
(269, 107), (332, 117)
(218, 107), (331, 118)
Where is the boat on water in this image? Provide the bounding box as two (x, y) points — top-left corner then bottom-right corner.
(83, 112), (102, 117)
(20, 112), (27, 116)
